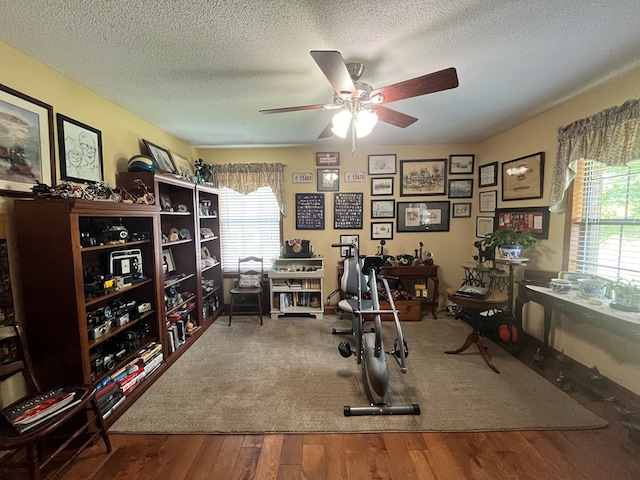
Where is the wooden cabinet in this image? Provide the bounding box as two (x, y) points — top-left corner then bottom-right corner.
(14, 199), (164, 425)
(196, 185), (223, 323)
(268, 257), (324, 319)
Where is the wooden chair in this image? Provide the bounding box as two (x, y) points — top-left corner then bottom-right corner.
(228, 256), (264, 325)
(0, 325), (111, 480)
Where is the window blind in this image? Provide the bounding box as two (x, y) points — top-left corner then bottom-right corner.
(569, 159), (640, 281)
(218, 186), (281, 272)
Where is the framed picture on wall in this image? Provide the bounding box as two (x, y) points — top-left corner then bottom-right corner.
(57, 114), (104, 183)
(397, 201), (450, 232)
(452, 202), (471, 218)
(371, 222), (394, 240)
(479, 190), (497, 212)
(339, 234), (359, 257)
(448, 178), (473, 198)
(0, 83), (55, 196)
(479, 161), (498, 188)
(371, 177), (394, 196)
(317, 168), (340, 191)
(143, 139), (176, 174)
(448, 154), (475, 174)
(494, 206), (550, 239)
(400, 159), (447, 196)
(476, 216), (495, 238)
(371, 199), (395, 218)
(368, 154), (396, 175)
(502, 152), (545, 201)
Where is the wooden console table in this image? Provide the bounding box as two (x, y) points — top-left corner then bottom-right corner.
(336, 263), (439, 319)
(517, 285), (640, 358)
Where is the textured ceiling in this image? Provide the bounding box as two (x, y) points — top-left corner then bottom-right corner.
(2, 0), (640, 149)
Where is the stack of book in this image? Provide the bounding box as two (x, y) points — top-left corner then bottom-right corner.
(95, 380), (125, 419)
(1, 387), (81, 432)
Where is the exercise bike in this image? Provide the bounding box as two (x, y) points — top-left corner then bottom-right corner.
(330, 243), (420, 416)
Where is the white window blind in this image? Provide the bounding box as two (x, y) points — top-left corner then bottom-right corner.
(218, 186), (281, 272)
(568, 159), (640, 281)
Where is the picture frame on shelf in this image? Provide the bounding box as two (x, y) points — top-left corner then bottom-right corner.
(502, 151), (545, 201)
(371, 199), (395, 218)
(317, 168), (340, 191)
(371, 176), (394, 196)
(316, 152), (340, 166)
(448, 154), (475, 174)
(400, 159), (447, 196)
(397, 201), (450, 232)
(479, 190), (497, 212)
(57, 114), (103, 184)
(339, 234), (359, 257)
(476, 216), (495, 238)
(162, 248), (177, 276)
(452, 202), (471, 218)
(368, 154), (396, 175)
(494, 206), (550, 239)
(170, 151), (195, 176)
(478, 161), (498, 188)
(0, 83), (55, 196)
(371, 222), (394, 240)
(448, 178), (473, 198)
(143, 139), (176, 174)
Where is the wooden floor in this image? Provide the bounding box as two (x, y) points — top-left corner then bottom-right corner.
(4, 331), (640, 480)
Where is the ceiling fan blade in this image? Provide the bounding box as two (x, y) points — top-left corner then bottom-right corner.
(310, 50), (356, 95)
(373, 105), (418, 128)
(371, 67), (459, 104)
(259, 104), (326, 114)
(317, 121), (334, 139)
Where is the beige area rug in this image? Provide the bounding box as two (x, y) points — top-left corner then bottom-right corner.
(110, 315), (606, 434)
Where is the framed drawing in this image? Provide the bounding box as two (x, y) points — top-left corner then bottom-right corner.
(170, 151), (195, 176)
(334, 193), (363, 229)
(371, 199), (395, 218)
(476, 216), (495, 238)
(479, 190), (497, 212)
(143, 139), (176, 174)
(339, 234), (359, 257)
(57, 114), (103, 183)
(316, 152), (340, 166)
(479, 161), (498, 188)
(502, 152), (545, 201)
(494, 206), (550, 239)
(397, 201), (450, 232)
(371, 222), (394, 240)
(452, 202), (471, 218)
(371, 176), (394, 196)
(0, 83), (54, 196)
(368, 154), (396, 175)
(400, 159), (447, 196)
(317, 168), (340, 191)
(448, 154), (475, 174)
(295, 193), (325, 230)
(448, 178), (473, 198)
(162, 248), (177, 275)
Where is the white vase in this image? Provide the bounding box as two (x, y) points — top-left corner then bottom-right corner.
(499, 244), (522, 259)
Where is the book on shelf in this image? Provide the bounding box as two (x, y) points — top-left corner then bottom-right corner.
(101, 392), (126, 419)
(1, 387), (81, 433)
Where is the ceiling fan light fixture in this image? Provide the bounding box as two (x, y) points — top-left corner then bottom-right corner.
(331, 109), (352, 138)
(354, 109), (378, 138)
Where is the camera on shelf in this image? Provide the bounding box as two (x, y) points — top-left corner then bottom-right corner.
(108, 249), (144, 287)
(102, 353), (116, 371)
(87, 305), (114, 340)
(80, 231), (97, 247)
(84, 267), (117, 299)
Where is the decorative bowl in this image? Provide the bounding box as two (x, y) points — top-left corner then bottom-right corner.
(550, 278), (572, 294)
(577, 278), (605, 298)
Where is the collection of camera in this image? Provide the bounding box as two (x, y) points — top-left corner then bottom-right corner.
(87, 297), (152, 341)
(80, 220), (150, 248)
(89, 321), (150, 382)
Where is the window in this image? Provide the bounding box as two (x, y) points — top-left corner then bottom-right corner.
(568, 159), (640, 281)
(219, 186), (281, 272)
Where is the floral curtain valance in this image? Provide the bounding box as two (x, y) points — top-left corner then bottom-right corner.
(208, 162), (287, 215)
(550, 99), (640, 212)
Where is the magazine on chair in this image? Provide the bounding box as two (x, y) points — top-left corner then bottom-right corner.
(455, 285), (490, 299)
(1, 387), (81, 433)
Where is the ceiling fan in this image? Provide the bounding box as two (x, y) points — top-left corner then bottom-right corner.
(259, 50), (459, 152)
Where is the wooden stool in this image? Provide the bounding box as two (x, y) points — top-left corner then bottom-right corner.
(445, 287), (508, 374)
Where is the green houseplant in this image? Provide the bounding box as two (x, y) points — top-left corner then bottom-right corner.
(610, 278), (640, 311)
(480, 227), (538, 259)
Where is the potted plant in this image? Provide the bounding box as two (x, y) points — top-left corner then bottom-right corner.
(480, 227), (538, 259)
(610, 278), (640, 312)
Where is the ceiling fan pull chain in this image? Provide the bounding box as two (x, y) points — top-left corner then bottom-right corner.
(351, 119), (356, 155)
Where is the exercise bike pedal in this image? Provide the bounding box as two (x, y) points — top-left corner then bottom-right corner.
(393, 338), (409, 359)
(338, 340), (354, 358)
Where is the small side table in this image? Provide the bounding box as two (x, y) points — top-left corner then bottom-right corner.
(445, 287), (509, 374)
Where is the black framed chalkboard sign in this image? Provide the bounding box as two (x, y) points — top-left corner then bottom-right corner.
(295, 193), (325, 230)
(334, 192), (363, 229)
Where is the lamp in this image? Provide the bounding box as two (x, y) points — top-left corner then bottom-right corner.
(331, 108), (378, 139)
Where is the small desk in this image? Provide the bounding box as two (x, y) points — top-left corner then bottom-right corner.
(381, 265), (440, 319)
(445, 287), (509, 374)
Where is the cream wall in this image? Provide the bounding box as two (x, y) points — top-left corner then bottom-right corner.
(2, 39), (639, 396)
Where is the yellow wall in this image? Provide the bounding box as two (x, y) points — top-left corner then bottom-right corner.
(2, 39), (640, 395)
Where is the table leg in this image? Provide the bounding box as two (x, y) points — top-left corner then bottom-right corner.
(431, 276), (439, 319)
(445, 310), (500, 374)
